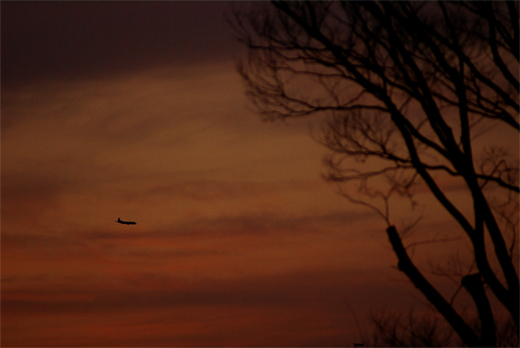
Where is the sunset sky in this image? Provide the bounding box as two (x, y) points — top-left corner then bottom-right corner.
(2, 2), (517, 347)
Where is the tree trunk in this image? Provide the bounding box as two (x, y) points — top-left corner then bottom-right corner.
(386, 225), (484, 347)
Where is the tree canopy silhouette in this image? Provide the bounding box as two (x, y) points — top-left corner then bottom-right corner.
(231, 1), (519, 346)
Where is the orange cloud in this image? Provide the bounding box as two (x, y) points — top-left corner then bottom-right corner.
(3, 60), (501, 346)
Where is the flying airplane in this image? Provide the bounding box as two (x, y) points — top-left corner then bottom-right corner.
(115, 218), (136, 225)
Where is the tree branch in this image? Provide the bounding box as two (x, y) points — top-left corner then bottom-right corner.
(386, 225), (482, 346)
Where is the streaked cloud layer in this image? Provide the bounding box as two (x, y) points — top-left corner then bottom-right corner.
(3, 51), (401, 345)
(3, 2), (513, 346)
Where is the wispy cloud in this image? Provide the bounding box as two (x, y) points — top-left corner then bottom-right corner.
(4, 2), (500, 346)
(2, 265), (415, 346)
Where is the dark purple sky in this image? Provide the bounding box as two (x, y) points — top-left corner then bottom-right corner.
(2, 1), (240, 86)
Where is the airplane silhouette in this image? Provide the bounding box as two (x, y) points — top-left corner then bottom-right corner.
(115, 218), (136, 225)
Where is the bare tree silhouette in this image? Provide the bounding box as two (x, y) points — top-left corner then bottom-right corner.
(367, 307), (518, 347)
(370, 308), (454, 347)
(230, 1), (519, 346)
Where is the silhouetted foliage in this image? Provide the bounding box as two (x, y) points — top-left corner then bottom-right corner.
(231, 1), (519, 347)
(370, 308), (453, 347)
(366, 307), (518, 347)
